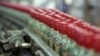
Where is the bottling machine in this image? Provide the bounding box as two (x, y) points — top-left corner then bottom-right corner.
(0, 2), (100, 56)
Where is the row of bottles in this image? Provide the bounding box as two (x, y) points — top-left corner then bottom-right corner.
(1, 3), (100, 53)
(30, 8), (100, 52)
(28, 18), (96, 56)
(1, 5), (100, 56)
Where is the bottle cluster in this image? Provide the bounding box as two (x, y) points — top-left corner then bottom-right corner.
(0, 2), (100, 53)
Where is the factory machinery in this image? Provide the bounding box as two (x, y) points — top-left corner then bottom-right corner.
(0, 2), (100, 56)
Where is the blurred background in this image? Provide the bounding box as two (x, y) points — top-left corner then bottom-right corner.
(1, 0), (100, 27)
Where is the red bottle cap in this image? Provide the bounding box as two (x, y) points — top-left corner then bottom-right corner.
(58, 19), (74, 34)
(58, 22), (68, 34)
(40, 14), (47, 23)
(53, 19), (61, 31)
(67, 24), (93, 48)
(42, 9), (52, 14)
(30, 10), (40, 19)
(49, 13), (57, 18)
(93, 34), (100, 52)
(36, 9), (47, 14)
(90, 26), (100, 33)
(44, 15), (54, 26)
(55, 14), (66, 21)
(50, 9), (59, 14)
